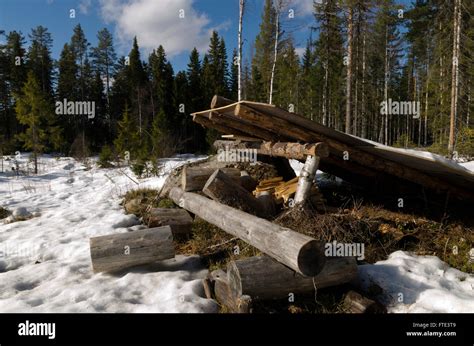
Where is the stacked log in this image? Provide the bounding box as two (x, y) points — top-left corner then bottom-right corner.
(227, 256), (358, 301)
(168, 187), (326, 277)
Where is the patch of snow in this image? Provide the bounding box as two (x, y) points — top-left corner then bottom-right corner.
(0, 154), (216, 312)
(460, 161), (474, 173)
(359, 251), (474, 313)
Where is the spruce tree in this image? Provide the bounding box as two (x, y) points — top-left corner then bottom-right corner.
(15, 72), (62, 173)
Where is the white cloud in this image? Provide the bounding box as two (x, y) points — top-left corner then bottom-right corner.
(295, 46), (306, 57)
(289, 0), (321, 17)
(99, 0), (226, 57)
(79, 0), (92, 14)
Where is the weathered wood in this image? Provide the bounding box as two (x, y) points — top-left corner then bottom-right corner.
(169, 187), (326, 276)
(89, 226), (174, 273)
(145, 208), (193, 235)
(294, 155), (320, 204)
(227, 256), (358, 301)
(213, 140), (329, 160)
(239, 171), (258, 192)
(202, 269), (226, 299)
(343, 290), (387, 313)
(213, 272), (252, 313)
(203, 169), (265, 217)
(211, 95), (235, 109)
(181, 166), (240, 192)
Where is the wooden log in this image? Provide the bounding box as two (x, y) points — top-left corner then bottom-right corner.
(89, 226), (174, 273)
(145, 208), (193, 235)
(227, 256), (358, 301)
(294, 155), (320, 204)
(233, 102), (474, 201)
(193, 114), (248, 137)
(182, 166), (240, 192)
(211, 95), (236, 109)
(202, 269), (226, 299)
(256, 191), (277, 218)
(203, 169), (264, 217)
(239, 171), (258, 192)
(343, 290), (387, 313)
(213, 140), (329, 160)
(168, 187), (326, 276)
(214, 274), (252, 313)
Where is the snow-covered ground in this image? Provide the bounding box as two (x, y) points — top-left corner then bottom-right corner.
(0, 154), (217, 312)
(359, 251), (474, 313)
(0, 154), (472, 313)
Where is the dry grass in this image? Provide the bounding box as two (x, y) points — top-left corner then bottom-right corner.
(0, 206), (11, 219)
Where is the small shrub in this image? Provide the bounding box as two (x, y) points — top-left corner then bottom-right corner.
(98, 145), (114, 168)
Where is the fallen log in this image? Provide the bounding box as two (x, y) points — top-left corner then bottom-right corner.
(343, 290), (386, 313)
(227, 256), (357, 301)
(202, 269), (226, 299)
(203, 169), (265, 217)
(168, 187), (326, 276)
(145, 208), (193, 235)
(214, 140), (329, 160)
(181, 166), (240, 192)
(89, 226), (174, 273)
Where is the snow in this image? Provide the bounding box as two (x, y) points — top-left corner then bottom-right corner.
(352, 135), (474, 175)
(359, 251), (474, 313)
(460, 161), (474, 173)
(0, 154), (217, 313)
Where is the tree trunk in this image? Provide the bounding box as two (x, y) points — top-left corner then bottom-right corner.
(227, 255), (357, 301)
(89, 226), (175, 273)
(294, 155), (320, 205)
(448, 0), (461, 156)
(168, 187), (326, 277)
(238, 0), (245, 102)
(345, 6), (353, 134)
(269, 0), (281, 105)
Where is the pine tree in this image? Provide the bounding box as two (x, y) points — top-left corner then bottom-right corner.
(27, 26), (54, 96)
(114, 105), (138, 159)
(91, 28), (116, 104)
(251, 0), (277, 102)
(15, 72), (62, 173)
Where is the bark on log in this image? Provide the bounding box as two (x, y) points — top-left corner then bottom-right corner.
(294, 155), (320, 204)
(168, 187), (326, 276)
(343, 290), (387, 313)
(227, 256), (357, 301)
(203, 169), (264, 217)
(213, 140), (329, 160)
(90, 226), (174, 273)
(182, 166), (240, 192)
(145, 208), (193, 235)
(202, 269), (226, 299)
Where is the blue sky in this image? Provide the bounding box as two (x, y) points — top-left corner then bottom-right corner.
(0, 0), (412, 73)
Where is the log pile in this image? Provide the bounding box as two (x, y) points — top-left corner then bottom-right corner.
(194, 95), (474, 202)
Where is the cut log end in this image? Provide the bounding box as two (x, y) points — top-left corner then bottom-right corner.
(297, 240), (327, 277)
